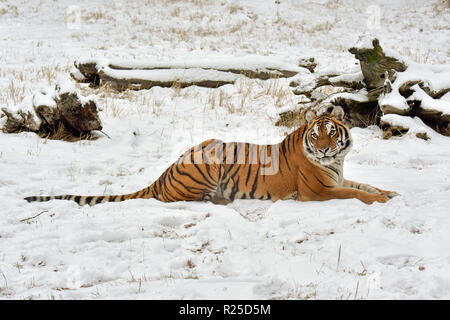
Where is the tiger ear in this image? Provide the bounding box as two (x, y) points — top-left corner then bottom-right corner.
(330, 106), (345, 121)
(305, 109), (316, 124)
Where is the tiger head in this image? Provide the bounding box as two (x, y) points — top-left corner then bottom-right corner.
(303, 106), (353, 165)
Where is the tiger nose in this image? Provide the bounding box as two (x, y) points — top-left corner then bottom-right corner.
(319, 147), (329, 154)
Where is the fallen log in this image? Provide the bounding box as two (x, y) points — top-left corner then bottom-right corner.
(1, 80), (102, 141)
(72, 57), (306, 91)
(380, 114), (431, 140)
(277, 38), (450, 138)
(379, 64), (450, 136)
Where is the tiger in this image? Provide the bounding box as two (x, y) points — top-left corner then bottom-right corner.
(25, 106), (398, 206)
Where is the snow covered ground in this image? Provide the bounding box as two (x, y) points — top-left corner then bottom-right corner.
(0, 0), (449, 300)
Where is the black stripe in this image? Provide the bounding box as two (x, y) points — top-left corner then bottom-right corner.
(166, 168), (189, 197)
(249, 168), (259, 199)
(192, 162), (216, 188)
(299, 169), (308, 182)
(166, 171), (191, 199)
(305, 143), (314, 156)
(170, 168), (204, 194)
(220, 178), (229, 193)
(169, 167), (205, 197)
(229, 176), (240, 201)
(245, 163), (253, 185)
(281, 141), (291, 171)
(234, 143), (239, 164)
(175, 165), (213, 189)
(160, 170), (177, 201)
(229, 165), (241, 181)
(290, 131), (297, 151)
(302, 180), (320, 195)
(223, 162), (237, 179)
(319, 168), (338, 182)
(245, 145), (256, 185)
(203, 164), (216, 183)
(260, 146), (267, 179)
(325, 165), (340, 176)
(313, 174), (333, 188)
(285, 134), (291, 153)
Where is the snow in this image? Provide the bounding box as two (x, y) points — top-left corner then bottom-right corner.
(103, 67), (241, 83)
(3, 76), (97, 133)
(90, 56), (306, 74)
(5, 95), (42, 130)
(381, 114), (434, 137)
(397, 63), (450, 93)
(380, 63), (450, 114)
(32, 87), (56, 108)
(328, 72), (364, 84)
(327, 89), (369, 104)
(80, 56), (306, 86)
(407, 84), (450, 115)
(1, 0), (450, 300)
(379, 89), (411, 113)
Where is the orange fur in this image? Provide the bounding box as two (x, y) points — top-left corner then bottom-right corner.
(25, 110), (398, 206)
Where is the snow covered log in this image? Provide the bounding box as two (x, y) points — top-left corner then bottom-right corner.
(73, 57), (305, 91)
(1, 80), (102, 141)
(280, 69), (376, 128)
(278, 38), (450, 138)
(380, 114), (432, 140)
(379, 64), (450, 136)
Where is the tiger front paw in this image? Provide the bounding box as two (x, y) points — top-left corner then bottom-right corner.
(378, 190), (399, 199)
(385, 191), (399, 199)
(374, 187), (399, 199)
(361, 193), (390, 205)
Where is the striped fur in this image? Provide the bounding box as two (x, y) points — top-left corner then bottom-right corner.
(24, 109), (398, 206)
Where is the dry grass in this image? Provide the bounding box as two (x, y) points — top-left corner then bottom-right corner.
(83, 9), (106, 23)
(325, 0), (341, 9)
(433, 0), (450, 15)
(264, 77), (295, 108)
(0, 63), (70, 108)
(226, 2), (243, 14)
(170, 6), (181, 17)
(39, 123), (98, 142)
(102, 95), (127, 118)
(0, 4), (18, 17)
(6, 80), (26, 105)
(206, 89), (227, 110)
(305, 20), (334, 34)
